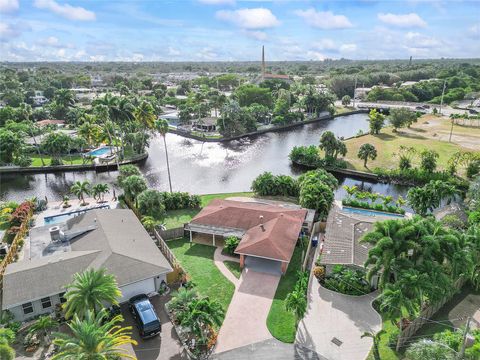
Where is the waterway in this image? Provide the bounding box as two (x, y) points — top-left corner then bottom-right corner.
(0, 113), (410, 202)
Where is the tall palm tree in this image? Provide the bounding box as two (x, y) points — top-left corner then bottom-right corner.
(357, 143), (377, 168)
(377, 283), (417, 326)
(52, 309), (137, 360)
(92, 183), (109, 203)
(93, 104), (120, 169)
(134, 100), (156, 152)
(361, 330), (386, 360)
(70, 180), (91, 206)
(54, 89), (75, 110)
(28, 315), (58, 344)
(63, 268), (122, 319)
(155, 119), (172, 193)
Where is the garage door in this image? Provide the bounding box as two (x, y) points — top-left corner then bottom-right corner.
(245, 256), (282, 276)
(119, 278), (156, 303)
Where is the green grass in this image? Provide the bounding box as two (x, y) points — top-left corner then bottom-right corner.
(162, 192), (253, 229)
(224, 260), (242, 279)
(30, 155), (91, 167)
(367, 317), (401, 360)
(266, 246), (303, 343)
(167, 238), (235, 317)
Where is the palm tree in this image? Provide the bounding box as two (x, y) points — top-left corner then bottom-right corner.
(121, 175), (147, 204)
(70, 180), (91, 206)
(361, 330), (386, 360)
(63, 268), (122, 319)
(343, 185), (358, 200)
(377, 283), (417, 326)
(52, 309), (136, 360)
(155, 118), (173, 193)
(357, 143), (377, 168)
(168, 287), (198, 314)
(179, 297), (224, 341)
(28, 315), (58, 344)
(92, 183), (109, 203)
(134, 100), (156, 152)
(285, 289), (307, 324)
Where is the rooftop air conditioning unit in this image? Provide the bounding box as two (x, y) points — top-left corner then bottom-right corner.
(49, 226), (61, 241)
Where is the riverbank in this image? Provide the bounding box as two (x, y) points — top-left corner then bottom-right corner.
(169, 110), (369, 142)
(0, 152), (148, 175)
(340, 116), (478, 175)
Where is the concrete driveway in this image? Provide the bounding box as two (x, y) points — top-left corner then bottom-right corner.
(121, 294), (184, 360)
(214, 268), (280, 354)
(295, 279), (382, 360)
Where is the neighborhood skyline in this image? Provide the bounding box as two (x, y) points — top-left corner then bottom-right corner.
(1, 0), (479, 62)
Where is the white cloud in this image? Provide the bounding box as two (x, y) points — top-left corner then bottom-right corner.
(307, 50), (326, 61)
(469, 24), (479, 37)
(0, 23), (21, 40)
(38, 36), (74, 49)
(198, 0), (235, 5)
(167, 47), (181, 56)
(340, 43), (357, 53)
(405, 32), (440, 48)
(34, 0), (96, 21)
(294, 8), (352, 29)
(0, 0), (19, 13)
(244, 30), (267, 41)
(216, 8), (280, 29)
(196, 47), (218, 60)
(312, 38), (337, 51)
(378, 13), (427, 28)
(132, 53), (144, 62)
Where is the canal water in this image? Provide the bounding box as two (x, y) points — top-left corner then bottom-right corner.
(0, 113), (410, 202)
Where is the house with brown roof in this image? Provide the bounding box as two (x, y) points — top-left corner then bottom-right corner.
(185, 199), (313, 275)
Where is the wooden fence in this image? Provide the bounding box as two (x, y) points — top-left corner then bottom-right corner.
(396, 277), (466, 351)
(157, 227), (185, 240)
(302, 221), (321, 271)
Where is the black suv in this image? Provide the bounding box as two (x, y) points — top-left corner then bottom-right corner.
(129, 294), (161, 339)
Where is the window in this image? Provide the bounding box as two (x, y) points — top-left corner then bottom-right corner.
(22, 302), (33, 315)
(41, 297), (52, 309)
(59, 292), (66, 304)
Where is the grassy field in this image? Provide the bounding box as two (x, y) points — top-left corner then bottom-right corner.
(337, 115), (480, 174)
(163, 192), (254, 229)
(224, 260), (242, 279)
(266, 247), (303, 343)
(30, 155), (91, 167)
(167, 238), (235, 317)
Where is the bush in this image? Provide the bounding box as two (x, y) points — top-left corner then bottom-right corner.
(161, 192), (201, 210)
(321, 265), (371, 296)
(224, 236), (240, 255)
(251, 172), (299, 197)
(289, 145), (321, 167)
(299, 181), (334, 220)
(313, 266), (325, 280)
(137, 189), (166, 219)
(117, 165), (142, 187)
(373, 167), (469, 189)
(341, 198), (405, 215)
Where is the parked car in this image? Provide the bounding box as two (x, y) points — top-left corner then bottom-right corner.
(129, 294), (161, 338)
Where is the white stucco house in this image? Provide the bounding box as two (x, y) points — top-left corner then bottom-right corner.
(2, 209), (172, 322)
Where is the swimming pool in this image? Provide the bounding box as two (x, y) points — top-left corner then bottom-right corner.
(86, 146), (113, 157)
(341, 206), (405, 218)
(44, 205), (110, 225)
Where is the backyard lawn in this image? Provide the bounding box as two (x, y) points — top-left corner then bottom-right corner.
(167, 237), (235, 316)
(30, 154), (91, 167)
(266, 246), (303, 343)
(163, 192), (254, 229)
(224, 260), (242, 279)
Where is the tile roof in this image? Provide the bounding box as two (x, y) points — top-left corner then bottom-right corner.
(191, 199), (307, 262)
(2, 209), (171, 309)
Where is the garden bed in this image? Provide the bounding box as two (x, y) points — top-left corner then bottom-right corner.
(319, 265), (373, 296)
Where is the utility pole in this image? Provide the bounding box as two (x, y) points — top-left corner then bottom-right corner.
(449, 117), (454, 142)
(353, 77), (357, 108)
(458, 317), (471, 359)
(439, 79), (447, 115)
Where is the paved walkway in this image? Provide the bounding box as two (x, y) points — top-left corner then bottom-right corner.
(214, 254), (280, 354)
(213, 246), (240, 286)
(295, 278), (382, 360)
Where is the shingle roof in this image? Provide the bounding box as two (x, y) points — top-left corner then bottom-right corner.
(191, 199), (307, 262)
(2, 209), (172, 309)
(321, 205), (394, 268)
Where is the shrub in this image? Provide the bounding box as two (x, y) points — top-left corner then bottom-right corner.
(420, 150), (439, 173)
(117, 165), (142, 187)
(289, 145), (321, 167)
(161, 192), (200, 210)
(299, 181), (334, 220)
(224, 236), (240, 255)
(321, 265), (371, 296)
(137, 189), (166, 219)
(313, 266), (325, 280)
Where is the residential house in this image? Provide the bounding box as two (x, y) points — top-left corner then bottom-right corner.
(2, 209), (171, 321)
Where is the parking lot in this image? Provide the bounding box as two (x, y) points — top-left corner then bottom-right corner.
(121, 294), (185, 360)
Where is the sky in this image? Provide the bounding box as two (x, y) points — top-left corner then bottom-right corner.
(0, 0), (479, 62)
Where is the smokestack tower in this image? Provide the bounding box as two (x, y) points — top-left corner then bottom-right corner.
(261, 45), (266, 79)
